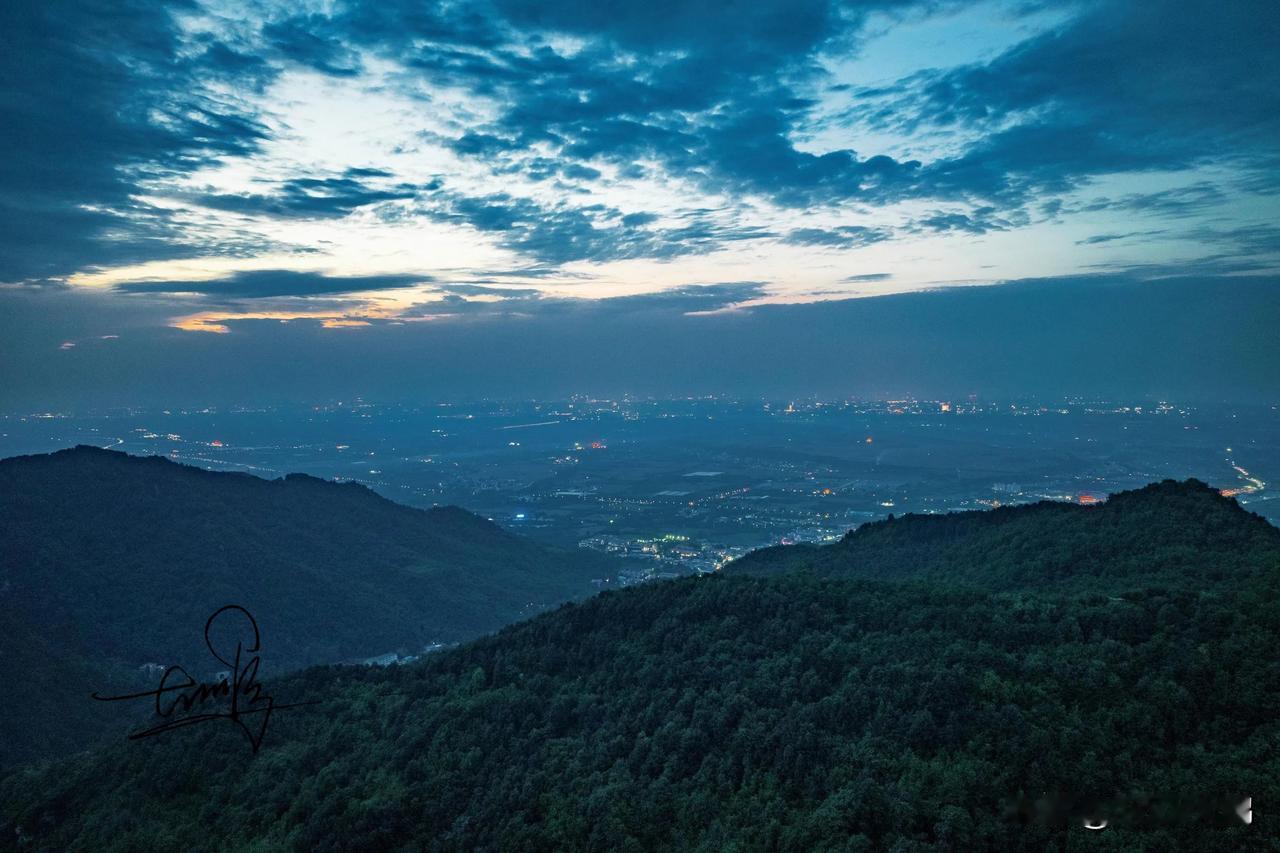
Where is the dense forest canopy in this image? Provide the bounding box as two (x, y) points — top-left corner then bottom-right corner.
(3, 478), (1278, 850)
(730, 478), (1278, 592)
(0, 446), (614, 767)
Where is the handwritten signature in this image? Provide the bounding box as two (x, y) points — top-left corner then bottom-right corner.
(92, 605), (315, 753)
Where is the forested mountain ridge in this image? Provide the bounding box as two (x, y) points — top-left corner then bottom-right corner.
(0, 445), (615, 767)
(730, 479), (1280, 591)
(3, 479), (1278, 851)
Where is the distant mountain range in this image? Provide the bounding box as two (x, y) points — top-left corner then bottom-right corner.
(3, 476), (1277, 850)
(0, 445), (616, 767)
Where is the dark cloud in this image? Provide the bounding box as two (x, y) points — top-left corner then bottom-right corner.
(421, 192), (773, 264)
(841, 273), (892, 282)
(859, 1), (1280, 206)
(262, 15), (364, 76)
(461, 266), (591, 280)
(1080, 223), (1280, 276)
(1076, 234), (1125, 246)
(114, 270), (430, 298)
(435, 284), (541, 298)
(1084, 255), (1278, 279)
(184, 35), (275, 90)
(5, 0), (1277, 282)
(1074, 224), (1280, 274)
(1181, 224), (1280, 258)
(783, 226), (892, 248)
(319, 0), (1277, 233)
(913, 207), (1024, 236)
(560, 164), (602, 182)
(493, 0), (840, 56)
(620, 212), (659, 228)
(303, 0), (935, 215)
(692, 111), (924, 206)
(591, 282), (767, 314)
(188, 172), (419, 219)
(1073, 183), (1227, 220)
(384, 281), (766, 323)
(403, 281), (766, 319)
(0, 0), (270, 282)
(398, 294), (507, 317)
(1236, 158), (1280, 196)
(1075, 230), (1166, 246)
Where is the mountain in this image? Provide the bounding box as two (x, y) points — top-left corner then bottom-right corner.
(0, 445), (615, 767)
(3, 481), (1278, 850)
(729, 479), (1279, 592)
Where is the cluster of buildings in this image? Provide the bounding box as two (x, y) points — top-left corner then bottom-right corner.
(579, 533), (755, 579)
(349, 642), (451, 668)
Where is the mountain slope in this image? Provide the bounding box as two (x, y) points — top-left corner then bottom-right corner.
(3, 481), (1278, 851)
(729, 479), (1280, 591)
(0, 445), (615, 767)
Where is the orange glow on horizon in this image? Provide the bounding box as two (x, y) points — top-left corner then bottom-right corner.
(171, 307), (400, 333)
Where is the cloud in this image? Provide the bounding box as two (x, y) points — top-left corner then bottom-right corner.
(262, 15), (364, 76)
(1075, 231), (1166, 246)
(1076, 224), (1280, 275)
(857, 0), (1280, 206)
(0, 0), (270, 282)
(460, 266), (593, 281)
(187, 171), (420, 219)
(1076, 184), (1227, 219)
(114, 270), (430, 298)
(5, 0), (1277, 285)
(783, 226), (892, 248)
(913, 207), (1024, 236)
(1181, 224), (1280, 258)
(840, 273), (892, 283)
(308, 0), (936, 216)
(382, 0), (1278, 229)
(436, 284), (541, 298)
(592, 282), (767, 314)
(401, 281), (767, 319)
(297, 0), (1277, 261)
(394, 284), (542, 317)
(419, 191), (774, 264)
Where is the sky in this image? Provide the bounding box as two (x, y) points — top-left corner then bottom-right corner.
(1, 0), (1278, 406)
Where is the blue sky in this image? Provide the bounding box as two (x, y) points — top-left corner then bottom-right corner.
(1, 0), (1278, 403)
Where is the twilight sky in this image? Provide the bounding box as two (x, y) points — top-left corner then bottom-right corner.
(1, 0), (1278, 405)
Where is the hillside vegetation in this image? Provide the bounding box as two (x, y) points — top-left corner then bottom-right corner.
(0, 446), (613, 767)
(3, 480), (1278, 850)
(730, 479), (1277, 592)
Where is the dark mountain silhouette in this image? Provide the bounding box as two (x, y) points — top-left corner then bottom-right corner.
(0, 446), (616, 767)
(3, 480), (1277, 850)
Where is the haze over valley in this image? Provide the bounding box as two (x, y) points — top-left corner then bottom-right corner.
(4, 397), (1275, 581)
